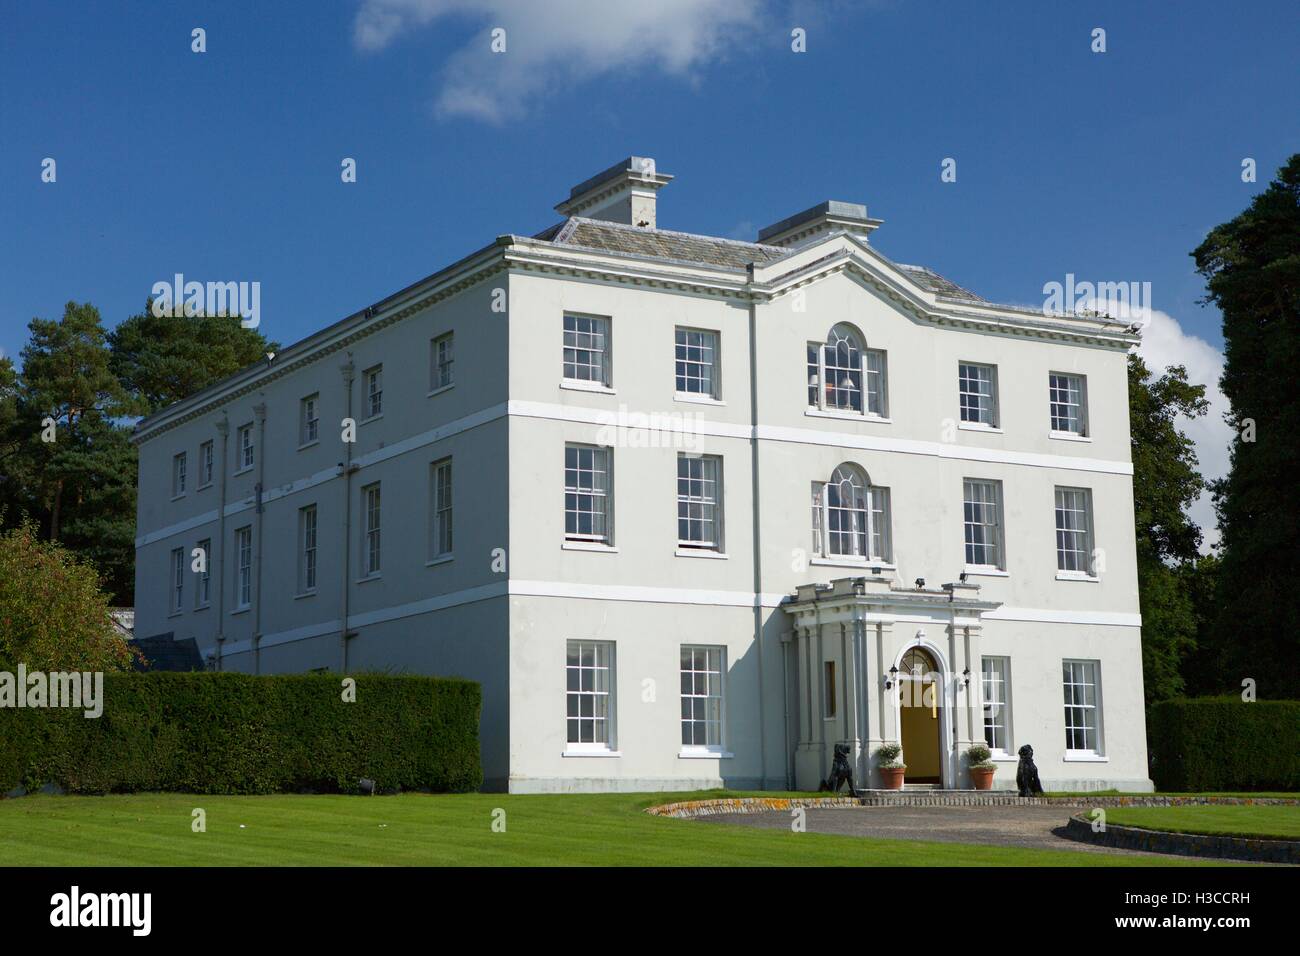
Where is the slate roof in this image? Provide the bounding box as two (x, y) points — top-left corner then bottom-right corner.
(546, 217), (986, 303)
(553, 218), (790, 270)
(131, 633), (206, 672)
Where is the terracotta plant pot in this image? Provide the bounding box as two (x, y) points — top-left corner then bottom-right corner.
(970, 766), (995, 791)
(879, 767), (905, 790)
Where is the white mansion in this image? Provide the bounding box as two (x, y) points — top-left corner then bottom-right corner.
(132, 157), (1153, 793)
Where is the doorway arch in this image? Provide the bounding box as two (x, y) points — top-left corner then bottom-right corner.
(892, 640), (951, 787)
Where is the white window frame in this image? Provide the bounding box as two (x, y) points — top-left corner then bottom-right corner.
(981, 656), (1012, 756)
(300, 394), (320, 447)
(195, 538), (211, 608)
(564, 444), (612, 545)
(1055, 486), (1095, 576)
(676, 453), (723, 552)
(430, 458), (453, 559)
(362, 482), (381, 578)
(363, 365), (383, 420)
(811, 465), (891, 563)
(562, 313), (611, 387)
(172, 452), (187, 498)
(1049, 372), (1088, 437)
(298, 504), (318, 594)
(806, 324), (888, 418)
(1063, 659), (1104, 758)
(235, 525), (252, 610)
(674, 327), (719, 399)
(236, 424), (254, 473)
(680, 645), (726, 753)
(962, 478), (1005, 571)
(958, 362), (999, 427)
(198, 440), (214, 488)
(169, 547), (184, 613)
(431, 332), (455, 392)
(565, 640), (616, 753)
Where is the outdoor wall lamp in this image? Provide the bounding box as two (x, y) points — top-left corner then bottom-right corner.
(962, 667), (971, 689)
(885, 665), (898, 690)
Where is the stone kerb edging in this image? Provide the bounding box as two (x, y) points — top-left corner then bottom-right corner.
(646, 793), (1299, 819)
(1063, 812), (1300, 864)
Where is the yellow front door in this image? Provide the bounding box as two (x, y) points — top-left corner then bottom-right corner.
(899, 680), (941, 783)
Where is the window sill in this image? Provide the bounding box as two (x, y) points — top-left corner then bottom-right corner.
(298, 439), (320, 451)
(562, 749), (622, 758)
(167, 610), (184, 619)
(427, 383), (454, 398)
(359, 414), (383, 426)
(294, 590), (317, 600)
(425, 554), (454, 567)
(675, 548), (727, 560)
(194, 603), (210, 612)
(559, 380), (616, 395)
(356, 574), (383, 584)
(1049, 431), (1091, 443)
(170, 493), (186, 502)
(196, 483), (212, 492)
(678, 749), (734, 759)
(231, 606), (250, 616)
(990, 752), (1019, 762)
(563, 540), (618, 554)
(1056, 571), (1100, 583)
(1063, 753), (1108, 763)
(674, 393), (724, 406)
(805, 408), (891, 424)
(958, 423), (1002, 434)
(234, 466), (254, 477)
(811, 558), (894, 571)
(962, 566), (1008, 578)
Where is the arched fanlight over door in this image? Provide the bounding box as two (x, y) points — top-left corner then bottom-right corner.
(900, 647), (939, 679)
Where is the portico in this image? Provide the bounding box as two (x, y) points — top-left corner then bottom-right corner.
(783, 575), (1002, 791)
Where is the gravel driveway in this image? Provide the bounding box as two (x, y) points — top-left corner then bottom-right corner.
(696, 805), (1162, 857)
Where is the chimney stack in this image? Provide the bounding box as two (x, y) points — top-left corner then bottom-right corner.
(555, 156), (673, 230)
(757, 200), (882, 247)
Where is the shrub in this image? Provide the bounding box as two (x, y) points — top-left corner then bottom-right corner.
(875, 742), (905, 770)
(0, 672), (481, 795)
(1148, 697), (1300, 792)
(965, 743), (994, 770)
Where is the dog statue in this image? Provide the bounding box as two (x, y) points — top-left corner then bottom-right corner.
(820, 743), (859, 797)
(1016, 744), (1044, 797)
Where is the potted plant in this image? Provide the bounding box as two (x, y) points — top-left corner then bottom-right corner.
(875, 743), (906, 790)
(966, 743), (996, 790)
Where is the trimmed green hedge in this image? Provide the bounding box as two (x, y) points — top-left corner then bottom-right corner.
(1, 672), (481, 795)
(1149, 697), (1300, 792)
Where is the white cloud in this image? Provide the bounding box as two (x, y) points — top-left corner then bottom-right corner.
(353, 0), (767, 122)
(1136, 309), (1231, 551)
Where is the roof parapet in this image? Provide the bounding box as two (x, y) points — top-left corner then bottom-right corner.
(758, 200), (883, 247)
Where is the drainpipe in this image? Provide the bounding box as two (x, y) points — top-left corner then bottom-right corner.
(252, 400), (267, 675)
(745, 274), (768, 789)
(214, 415), (229, 671)
(781, 629), (793, 789)
(339, 357), (355, 673)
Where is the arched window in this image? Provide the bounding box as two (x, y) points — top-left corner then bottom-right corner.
(810, 463), (892, 561)
(900, 647), (939, 679)
(806, 324), (888, 416)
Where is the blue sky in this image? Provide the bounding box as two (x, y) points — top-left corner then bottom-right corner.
(1, 0), (1296, 540)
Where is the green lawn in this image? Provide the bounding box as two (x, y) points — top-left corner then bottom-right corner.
(1104, 805), (1300, 841)
(0, 790), (1217, 867)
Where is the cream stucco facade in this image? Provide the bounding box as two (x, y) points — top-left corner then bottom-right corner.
(132, 157), (1153, 793)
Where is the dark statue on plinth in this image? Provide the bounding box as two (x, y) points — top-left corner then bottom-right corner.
(820, 743), (859, 797)
(1016, 744), (1044, 797)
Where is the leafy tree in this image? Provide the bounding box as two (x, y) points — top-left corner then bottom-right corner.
(1193, 155), (1300, 696)
(108, 302), (276, 416)
(1128, 353), (1209, 705)
(16, 302), (128, 543)
(0, 523), (136, 672)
